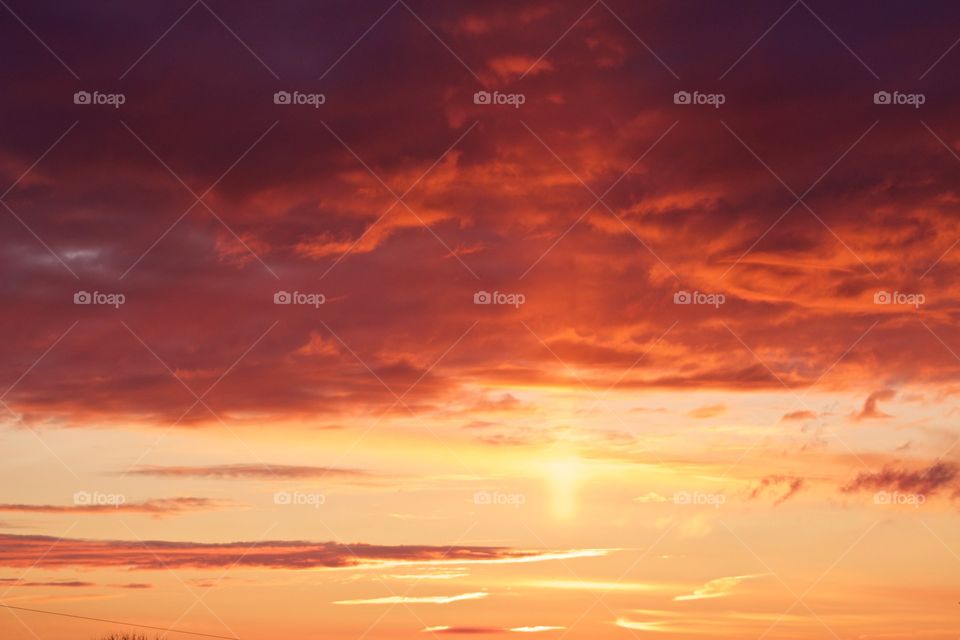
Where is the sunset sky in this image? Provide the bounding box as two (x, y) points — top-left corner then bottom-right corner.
(2, 1), (960, 639)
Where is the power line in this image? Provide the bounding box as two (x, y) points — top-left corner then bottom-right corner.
(0, 603), (239, 639)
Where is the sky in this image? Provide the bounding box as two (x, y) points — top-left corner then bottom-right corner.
(1, 1), (960, 638)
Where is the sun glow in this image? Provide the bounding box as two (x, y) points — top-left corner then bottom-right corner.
(543, 456), (587, 519)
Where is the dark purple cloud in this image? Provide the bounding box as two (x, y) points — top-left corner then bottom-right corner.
(842, 461), (960, 497)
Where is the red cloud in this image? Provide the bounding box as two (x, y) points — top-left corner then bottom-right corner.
(748, 475), (806, 506)
(0, 1), (959, 434)
(127, 464), (373, 480)
(0, 498), (232, 519)
(0, 533), (602, 571)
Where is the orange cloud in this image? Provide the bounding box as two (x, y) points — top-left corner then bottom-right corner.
(781, 410), (818, 422)
(854, 389), (897, 421)
(687, 404), (726, 419)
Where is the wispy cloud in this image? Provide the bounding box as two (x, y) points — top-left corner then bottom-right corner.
(688, 404), (726, 419)
(615, 618), (670, 632)
(421, 625), (564, 634)
(673, 573), (768, 601)
(422, 627), (503, 635)
(0, 578), (95, 588)
(385, 572), (468, 581)
(126, 463), (373, 480)
(0, 578), (154, 589)
(523, 579), (665, 593)
(748, 475), (805, 506)
(336, 592), (487, 605)
(841, 461), (959, 497)
(781, 410), (818, 422)
(633, 492), (669, 503)
(0, 533), (608, 571)
(0, 497), (232, 518)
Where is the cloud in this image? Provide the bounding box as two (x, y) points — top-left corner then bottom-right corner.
(748, 475), (805, 506)
(3, 2), (960, 434)
(127, 463), (372, 481)
(853, 389), (897, 421)
(0, 578), (96, 588)
(633, 492), (669, 503)
(110, 583), (154, 589)
(421, 626), (564, 634)
(673, 573), (769, 601)
(385, 571), (468, 581)
(0, 497), (231, 518)
(0, 533), (608, 571)
(486, 54), (552, 81)
(522, 579), (662, 593)
(687, 404), (726, 419)
(615, 618), (669, 632)
(781, 410), (817, 422)
(335, 592), (487, 605)
(422, 627), (503, 635)
(0, 578), (154, 589)
(841, 462), (959, 497)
